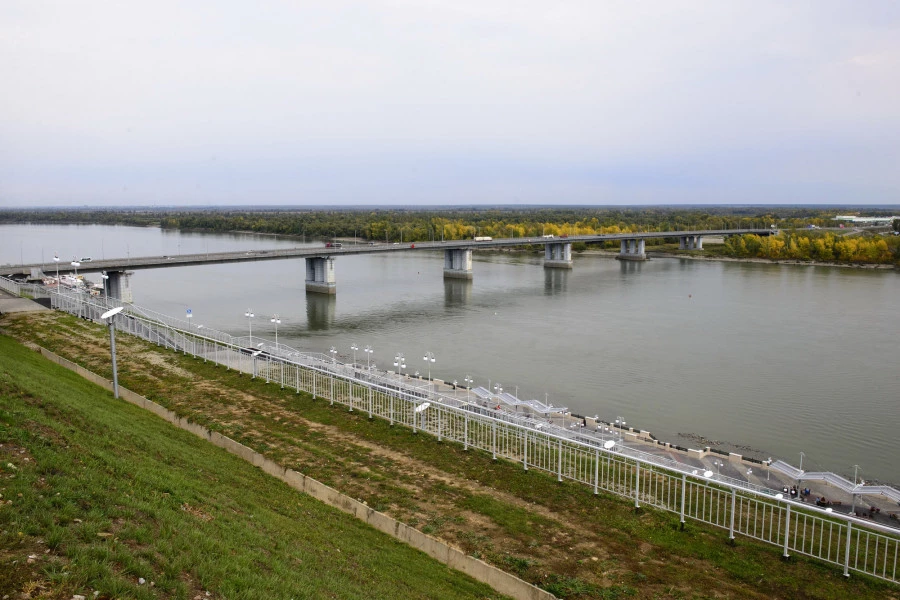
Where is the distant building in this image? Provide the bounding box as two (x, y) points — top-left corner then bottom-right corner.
(832, 215), (898, 225)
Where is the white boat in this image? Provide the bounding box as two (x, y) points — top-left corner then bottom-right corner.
(60, 274), (84, 289)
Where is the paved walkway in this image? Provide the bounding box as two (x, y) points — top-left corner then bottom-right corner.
(438, 383), (900, 531)
(0, 288), (48, 315)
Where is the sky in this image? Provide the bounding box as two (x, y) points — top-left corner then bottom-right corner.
(1, 1), (899, 207)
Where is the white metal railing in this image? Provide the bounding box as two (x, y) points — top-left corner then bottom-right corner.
(17, 282), (898, 585)
(770, 461), (900, 504)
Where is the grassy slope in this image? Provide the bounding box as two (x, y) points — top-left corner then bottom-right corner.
(2, 311), (897, 600)
(0, 334), (505, 600)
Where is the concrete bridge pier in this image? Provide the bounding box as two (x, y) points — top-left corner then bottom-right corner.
(679, 235), (703, 250)
(443, 248), (473, 279)
(544, 242), (573, 269)
(305, 257), (336, 294)
(105, 270), (134, 303)
(617, 238), (646, 261)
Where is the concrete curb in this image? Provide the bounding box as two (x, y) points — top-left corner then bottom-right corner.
(37, 346), (556, 600)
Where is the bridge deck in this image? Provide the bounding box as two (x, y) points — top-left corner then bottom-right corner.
(2, 228), (773, 277)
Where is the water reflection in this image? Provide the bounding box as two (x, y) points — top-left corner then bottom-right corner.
(543, 268), (569, 295)
(619, 259), (644, 275)
(306, 293), (336, 330)
(443, 279), (472, 307)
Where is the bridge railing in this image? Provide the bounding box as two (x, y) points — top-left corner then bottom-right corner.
(30, 285), (900, 586)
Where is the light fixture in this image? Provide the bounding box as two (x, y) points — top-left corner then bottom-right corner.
(100, 306), (124, 399)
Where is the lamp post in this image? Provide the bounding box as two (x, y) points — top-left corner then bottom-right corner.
(493, 383), (502, 407)
(329, 346), (337, 364)
(423, 351), (435, 391)
(71, 259), (80, 280)
(100, 306), (124, 399)
(713, 460), (723, 476)
(271, 314), (281, 348)
(245, 309), (254, 341)
(99, 271), (108, 300)
(464, 375), (473, 402)
(364, 345), (374, 370)
(53, 253), (60, 291)
(393, 353), (406, 382)
(351, 342), (359, 367)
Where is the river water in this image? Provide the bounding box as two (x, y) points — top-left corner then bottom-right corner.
(3, 223), (898, 485)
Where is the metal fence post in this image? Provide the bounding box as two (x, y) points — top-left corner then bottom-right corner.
(783, 503), (791, 559)
(635, 462), (641, 509)
(593, 448), (599, 495)
(557, 438), (563, 482)
(464, 413), (468, 450)
(522, 431), (528, 471)
(680, 473), (687, 528)
(729, 488), (736, 541)
(368, 386), (372, 419)
(844, 522), (853, 577)
(329, 372), (334, 405)
(492, 421), (497, 460)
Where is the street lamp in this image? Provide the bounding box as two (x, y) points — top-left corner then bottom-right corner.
(423, 351), (435, 390)
(71, 258), (81, 281)
(464, 375), (473, 402)
(100, 306), (124, 399)
(713, 460), (723, 476)
(53, 253), (60, 291)
(364, 345), (374, 370)
(351, 343), (359, 367)
(329, 346), (337, 364)
(493, 383), (502, 407)
(244, 309), (254, 341)
(393, 353), (406, 382)
(271, 314), (281, 348)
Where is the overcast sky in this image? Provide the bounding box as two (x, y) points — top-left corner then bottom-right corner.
(2, 1), (899, 207)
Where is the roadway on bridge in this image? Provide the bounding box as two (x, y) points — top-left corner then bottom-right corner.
(2, 228), (773, 277)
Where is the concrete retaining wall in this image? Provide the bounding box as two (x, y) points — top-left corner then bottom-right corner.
(37, 346), (555, 600)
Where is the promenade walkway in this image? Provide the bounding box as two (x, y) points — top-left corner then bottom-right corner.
(437, 380), (900, 531)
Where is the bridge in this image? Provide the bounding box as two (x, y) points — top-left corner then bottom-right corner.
(2, 228), (774, 299)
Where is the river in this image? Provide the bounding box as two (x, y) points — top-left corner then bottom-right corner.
(3, 223), (898, 485)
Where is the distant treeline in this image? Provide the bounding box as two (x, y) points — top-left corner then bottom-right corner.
(2, 205), (894, 238)
(721, 231), (900, 264)
(2, 206), (898, 264)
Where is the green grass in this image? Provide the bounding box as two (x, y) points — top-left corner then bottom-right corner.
(3, 312), (900, 600)
(0, 334), (508, 600)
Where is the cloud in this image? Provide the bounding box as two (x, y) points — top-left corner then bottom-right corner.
(1, 1), (899, 206)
